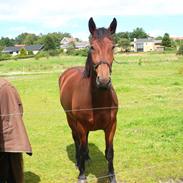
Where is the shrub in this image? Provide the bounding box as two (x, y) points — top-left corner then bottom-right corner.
(35, 51), (49, 60)
(48, 49), (62, 56)
(19, 48), (27, 57)
(66, 48), (88, 57)
(177, 45), (183, 55)
(0, 53), (12, 61)
(28, 50), (34, 55)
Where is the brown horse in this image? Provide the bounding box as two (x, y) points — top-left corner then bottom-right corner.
(59, 18), (118, 183)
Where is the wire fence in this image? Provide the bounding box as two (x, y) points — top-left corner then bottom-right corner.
(1, 59), (183, 182)
(0, 106), (121, 117)
(86, 159), (183, 183)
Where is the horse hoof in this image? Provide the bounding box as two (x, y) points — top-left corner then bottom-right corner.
(78, 175), (87, 183)
(78, 179), (87, 183)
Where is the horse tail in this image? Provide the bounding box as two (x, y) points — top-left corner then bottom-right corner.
(9, 153), (24, 183)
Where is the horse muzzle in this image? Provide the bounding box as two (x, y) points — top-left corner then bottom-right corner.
(96, 76), (111, 89)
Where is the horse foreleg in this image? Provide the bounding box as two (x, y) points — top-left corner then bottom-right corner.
(78, 131), (88, 183)
(72, 131), (80, 168)
(105, 122), (117, 183)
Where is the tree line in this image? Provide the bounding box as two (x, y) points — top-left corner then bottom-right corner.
(0, 28), (183, 54)
(114, 28), (183, 52)
(0, 32), (71, 51)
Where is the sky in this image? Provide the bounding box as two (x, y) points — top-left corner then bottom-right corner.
(0, 0), (183, 40)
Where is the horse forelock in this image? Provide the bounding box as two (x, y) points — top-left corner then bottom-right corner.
(91, 28), (112, 40)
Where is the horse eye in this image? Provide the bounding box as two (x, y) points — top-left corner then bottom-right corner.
(90, 46), (95, 51)
(112, 45), (115, 50)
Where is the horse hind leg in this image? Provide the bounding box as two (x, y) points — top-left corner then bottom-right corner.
(105, 123), (117, 183)
(85, 131), (90, 162)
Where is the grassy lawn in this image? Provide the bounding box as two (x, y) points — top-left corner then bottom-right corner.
(1, 52), (183, 183)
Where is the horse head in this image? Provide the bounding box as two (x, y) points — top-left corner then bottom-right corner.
(85, 17), (117, 89)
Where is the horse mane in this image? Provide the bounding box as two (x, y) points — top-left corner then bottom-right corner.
(83, 28), (113, 78)
(83, 51), (92, 77)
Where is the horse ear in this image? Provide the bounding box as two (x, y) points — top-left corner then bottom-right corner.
(89, 17), (96, 35)
(108, 18), (117, 34)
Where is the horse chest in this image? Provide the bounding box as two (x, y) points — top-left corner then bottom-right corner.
(73, 92), (116, 130)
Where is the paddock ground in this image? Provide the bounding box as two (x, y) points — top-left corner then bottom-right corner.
(1, 52), (183, 183)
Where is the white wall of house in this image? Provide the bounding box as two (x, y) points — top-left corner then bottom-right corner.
(33, 50), (39, 55)
(143, 42), (154, 52)
(13, 52), (18, 56)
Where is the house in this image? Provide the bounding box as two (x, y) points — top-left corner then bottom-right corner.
(75, 41), (89, 49)
(131, 38), (164, 52)
(171, 37), (183, 41)
(2, 44), (44, 55)
(60, 37), (76, 49)
(60, 37), (89, 50)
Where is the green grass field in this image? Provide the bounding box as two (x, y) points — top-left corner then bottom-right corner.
(1, 52), (183, 183)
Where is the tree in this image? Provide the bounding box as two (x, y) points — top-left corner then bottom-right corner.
(47, 32), (71, 48)
(43, 35), (56, 51)
(130, 27), (148, 40)
(23, 34), (38, 45)
(15, 33), (39, 45)
(0, 37), (15, 47)
(162, 33), (171, 47)
(155, 36), (163, 40)
(114, 32), (130, 43)
(15, 33), (29, 44)
(118, 38), (130, 52)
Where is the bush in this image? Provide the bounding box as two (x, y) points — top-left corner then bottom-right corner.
(35, 51), (49, 60)
(48, 49), (62, 56)
(28, 50), (34, 55)
(14, 54), (34, 60)
(19, 48), (27, 57)
(66, 48), (88, 57)
(0, 53), (12, 61)
(177, 45), (183, 55)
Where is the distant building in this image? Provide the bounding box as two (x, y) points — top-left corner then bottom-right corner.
(171, 37), (183, 41)
(75, 41), (89, 49)
(60, 37), (76, 49)
(131, 38), (164, 52)
(2, 44), (44, 55)
(60, 37), (89, 50)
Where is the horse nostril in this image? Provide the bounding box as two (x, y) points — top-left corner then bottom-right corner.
(96, 76), (112, 89)
(96, 76), (100, 86)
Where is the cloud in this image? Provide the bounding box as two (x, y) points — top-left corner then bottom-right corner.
(1, 0), (183, 23)
(0, 0), (183, 39)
